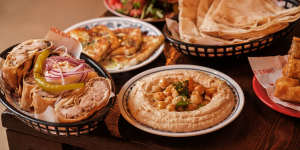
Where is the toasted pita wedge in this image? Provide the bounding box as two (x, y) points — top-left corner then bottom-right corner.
(68, 28), (91, 49)
(102, 35), (164, 70)
(110, 28), (142, 56)
(90, 25), (120, 49)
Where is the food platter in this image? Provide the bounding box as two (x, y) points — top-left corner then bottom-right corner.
(64, 17), (165, 74)
(118, 65), (244, 137)
(252, 76), (300, 118)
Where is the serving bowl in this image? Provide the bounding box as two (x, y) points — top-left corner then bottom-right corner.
(64, 17), (165, 73)
(118, 65), (244, 137)
(0, 44), (116, 136)
(163, 0), (300, 58)
(103, 0), (170, 22)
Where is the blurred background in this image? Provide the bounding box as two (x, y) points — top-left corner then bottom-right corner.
(0, 0), (107, 149)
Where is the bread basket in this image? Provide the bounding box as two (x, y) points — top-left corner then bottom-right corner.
(0, 44), (116, 136)
(163, 0), (300, 58)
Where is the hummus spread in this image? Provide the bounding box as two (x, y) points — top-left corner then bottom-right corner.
(128, 70), (236, 132)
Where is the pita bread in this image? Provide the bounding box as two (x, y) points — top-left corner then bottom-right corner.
(178, 0), (230, 45)
(177, 0), (300, 45)
(199, 0), (300, 41)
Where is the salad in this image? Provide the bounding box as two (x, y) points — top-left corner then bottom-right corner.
(107, 0), (178, 20)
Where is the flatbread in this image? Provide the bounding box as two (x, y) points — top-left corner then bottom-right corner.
(199, 0), (300, 41)
(178, 0), (229, 45)
(177, 0), (300, 45)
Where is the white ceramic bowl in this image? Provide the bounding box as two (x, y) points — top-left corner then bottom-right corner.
(118, 65), (245, 137)
(64, 17), (164, 73)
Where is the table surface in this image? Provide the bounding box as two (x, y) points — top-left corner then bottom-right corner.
(2, 11), (300, 150)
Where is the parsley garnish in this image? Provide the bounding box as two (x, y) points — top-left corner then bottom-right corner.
(173, 80), (189, 98)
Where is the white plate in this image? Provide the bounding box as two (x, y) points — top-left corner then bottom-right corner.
(64, 17), (165, 74)
(118, 65), (245, 137)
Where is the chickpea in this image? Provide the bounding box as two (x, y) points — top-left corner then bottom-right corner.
(171, 87), (179, 98)
(152, 85), (162, 93)
(153, 92), (166, 101)
(206, 87), (217, 98)
(165, 96), (173, 104)
(163, 85), (173, 96)
(159, 79), (169, 89)
(194, 85), (205, 95)
(204, 95), (211, 101)
(157, 101), (167, 109)
(166, 104), (176, 111)
(190, 91), (203, 105)
(173, 96), (184, 104)
(187, 104), (198, 111)
(202, 100), (210, 105)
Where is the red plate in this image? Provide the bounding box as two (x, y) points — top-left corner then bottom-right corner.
(252, 76), (300, 118)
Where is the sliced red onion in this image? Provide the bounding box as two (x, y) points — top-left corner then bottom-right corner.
(43, 56), (93, 84)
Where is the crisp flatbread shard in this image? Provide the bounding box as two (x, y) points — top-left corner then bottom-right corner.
(199, 0), (300, 41)
(290, 37), (300, 59)
(283, 55), (300, 79)
(274, 77), (300, 103)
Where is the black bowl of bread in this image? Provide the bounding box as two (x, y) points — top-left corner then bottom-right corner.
(163, 0), (300, 58)
(0, 28), (115, 136)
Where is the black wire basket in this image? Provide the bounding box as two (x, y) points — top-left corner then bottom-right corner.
(163, 0), (300, 58)
(0, 44), (116, 136)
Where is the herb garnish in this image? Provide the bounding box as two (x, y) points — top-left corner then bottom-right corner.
(176, 99), (189, 107)
(173, 80), (189, 98)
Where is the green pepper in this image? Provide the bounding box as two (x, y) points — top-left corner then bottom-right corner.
(33, 49), (84, 93)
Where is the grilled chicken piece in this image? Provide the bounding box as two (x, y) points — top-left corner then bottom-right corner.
(55, 77), (111, 123)
(110, 28), (142, 56)
(2, 39), (53, 90)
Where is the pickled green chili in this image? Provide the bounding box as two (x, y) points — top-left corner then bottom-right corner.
(33, 49), (84, 93)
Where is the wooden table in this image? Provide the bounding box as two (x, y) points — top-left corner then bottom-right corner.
(2, 12), (300, 150)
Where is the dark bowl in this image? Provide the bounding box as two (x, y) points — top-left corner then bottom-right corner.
(0, 44), (116, 136)
(163, 0), (300, 58)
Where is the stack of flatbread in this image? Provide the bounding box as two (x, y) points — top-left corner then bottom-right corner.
(174, 0), (300, 45)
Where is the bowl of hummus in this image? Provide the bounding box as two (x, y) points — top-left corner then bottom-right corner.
(118, 65), (244, 137)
